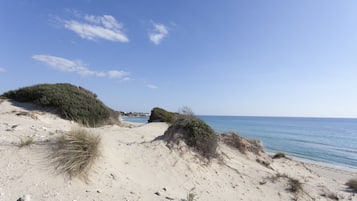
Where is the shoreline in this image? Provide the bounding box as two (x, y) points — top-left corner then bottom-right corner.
(123, 118), (357, 172)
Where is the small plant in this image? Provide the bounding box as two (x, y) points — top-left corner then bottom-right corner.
(187, 188), (198, 201)
(346, 178), (357, 192)
(220, 132), (264, 155)
(288, 178), (302, 193)
(273, 152), (286, 159)
(18, 136), (34, 147)
(48, 127), (101, 182)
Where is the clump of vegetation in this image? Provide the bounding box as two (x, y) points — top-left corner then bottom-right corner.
(186, 187), (198, 201)
(220, 132), (264, 155)
(2, 83), (119, 127)
(346, 178), (357, 192)
(17, 136), (34, 147)
(273, 152), (287, 159)
(288, 178), (303, 193)
(48, 127), (101, 182)
(148, 107), (177, 123)
(320, 191), (339, 200)
(163, 110), (218, 159)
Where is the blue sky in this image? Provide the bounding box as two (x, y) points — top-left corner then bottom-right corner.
(1, 0), (357, 117)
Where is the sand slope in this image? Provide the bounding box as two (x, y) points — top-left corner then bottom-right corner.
(0, 100), (356, 201)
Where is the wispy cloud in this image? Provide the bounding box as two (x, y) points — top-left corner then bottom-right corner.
(147, 84), (158, 89)
(0, 67), (6, 72)
(149, 22), (168, 45)
(32, 54), (129, 79)
(62, 13), (129, 42)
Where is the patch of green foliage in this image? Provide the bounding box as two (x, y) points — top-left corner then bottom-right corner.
(164, 112), (218, 159)
(148, 107), (177, 123)
(2, 83), (119, 127)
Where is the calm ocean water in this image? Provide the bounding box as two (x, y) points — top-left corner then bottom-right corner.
(123, 116), (357, 169)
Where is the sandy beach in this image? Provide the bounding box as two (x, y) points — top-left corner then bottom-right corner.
(1, 99), (356, 201)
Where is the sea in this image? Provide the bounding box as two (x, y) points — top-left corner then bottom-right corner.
(123, 116), (357, 169)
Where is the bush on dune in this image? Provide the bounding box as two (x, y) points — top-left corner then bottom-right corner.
(148, 107), (177, 123)
(2, 83), (119, 127)
(163, 111), (218, 159)
(48, 127), (101, 182)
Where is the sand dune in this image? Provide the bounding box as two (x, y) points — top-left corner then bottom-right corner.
(0, 100), (356, 201)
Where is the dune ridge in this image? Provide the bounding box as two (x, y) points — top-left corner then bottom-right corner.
(0, 100), (356, 201)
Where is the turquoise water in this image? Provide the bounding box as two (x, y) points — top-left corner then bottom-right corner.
(123, 116), (357, 169)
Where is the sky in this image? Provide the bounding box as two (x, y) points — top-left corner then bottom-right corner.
(1, 0), (357, 117)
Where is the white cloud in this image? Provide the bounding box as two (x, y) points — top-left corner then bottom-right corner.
(63, 14), (129, 42)
(147, 84), (158, 89)
(107, 70), (128, 78)
(33, 54), (129, 79)
(149, 22), (168, 45)
(0, 67), (6, 72)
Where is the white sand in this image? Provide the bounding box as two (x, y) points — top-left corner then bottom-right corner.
(0, 99), (356, 201)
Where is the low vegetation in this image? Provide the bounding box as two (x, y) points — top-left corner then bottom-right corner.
(272, 152), (287, 159)
(346, 178), (357, 192)
(17, 136), (34, 147)
(288, 178), (302, 193)
(47, 128), (101, 182)
(186, 187), (198, 201)
(220, 132), (264, 155)
(163, 110), (218, 159)
(2, 83), (119, 127)
(148, 107), (177, 123)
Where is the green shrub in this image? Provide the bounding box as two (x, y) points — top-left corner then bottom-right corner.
(2, 83), (119, 127)
(164, 113), (218, 159)
(48, 127), (101, 182)
(272, 152), (286, 159)
(148, 107), (177, 123)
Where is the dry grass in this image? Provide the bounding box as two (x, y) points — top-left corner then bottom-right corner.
(18, 136), (34, 147)
(288, 178), (302, 193)
(220, 132), (264, 155)
(346, 178), (357, 192)
(48, 127), (101, 181)
(187, 187), (198, 201)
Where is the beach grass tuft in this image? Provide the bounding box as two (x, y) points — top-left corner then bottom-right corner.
(18, 136), (34, 147)
(345, 178), (357, 192)
(220, 132), (264, 155)
(288, 178), (302, 193)
(187, 187), (198, 201)
(48, 127), (101, 182)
